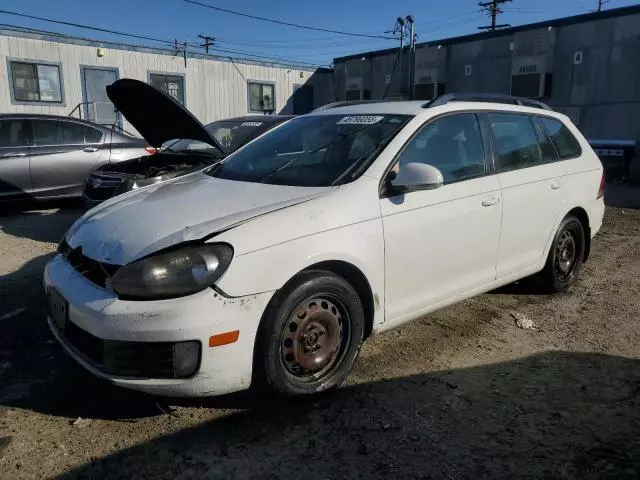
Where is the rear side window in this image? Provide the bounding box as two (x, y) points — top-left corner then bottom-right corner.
(538, 117), (581, 158)
(486, 113), (543, 172)
(33, 120), (100, 145)
(0, 120), (29, 147)
(84, 126), (103, 143)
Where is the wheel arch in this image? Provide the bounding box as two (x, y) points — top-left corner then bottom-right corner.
(566, 206), (591, 262)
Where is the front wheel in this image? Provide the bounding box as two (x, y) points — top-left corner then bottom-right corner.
(254, 270), (365, 396)
(536, 216), (586, 292)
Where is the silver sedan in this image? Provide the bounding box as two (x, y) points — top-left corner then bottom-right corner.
(0, 113), (151, 203)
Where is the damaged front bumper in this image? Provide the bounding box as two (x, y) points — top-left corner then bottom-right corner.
(43, 254), (274, 397)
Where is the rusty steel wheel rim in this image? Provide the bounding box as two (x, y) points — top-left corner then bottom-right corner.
(280, 295), (350, 383)
(554, 229), (577, 281)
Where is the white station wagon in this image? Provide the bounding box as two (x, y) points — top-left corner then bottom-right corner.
(44, 83), (605, 397)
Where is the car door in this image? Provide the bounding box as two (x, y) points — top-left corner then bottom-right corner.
(0, 118), (33, 199)
(483, 111), (567, 278)
(29, 119), (105, 198)
(380, 112), (502, 323)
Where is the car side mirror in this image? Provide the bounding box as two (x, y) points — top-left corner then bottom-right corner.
(387, 163), (444, 195)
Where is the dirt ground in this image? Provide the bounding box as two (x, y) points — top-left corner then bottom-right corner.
(0, 191), (639, 480)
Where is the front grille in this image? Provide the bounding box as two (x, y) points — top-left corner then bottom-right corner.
(84, 174), (126, 201)
(58, 239), (120, 288)
(63, 320), (200, 379)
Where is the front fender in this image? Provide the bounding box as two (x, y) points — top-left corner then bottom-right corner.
(215, 218), (385, 327)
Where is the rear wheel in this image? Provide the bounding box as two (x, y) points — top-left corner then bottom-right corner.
(537, 216), (585, 292)
(255, 270), (365, 396)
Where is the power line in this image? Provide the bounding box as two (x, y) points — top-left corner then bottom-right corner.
(0, 9), (174, 46)
(0, 22), (327, 68)
(478, 0), (512, 31)
(184, 0), (394, 39)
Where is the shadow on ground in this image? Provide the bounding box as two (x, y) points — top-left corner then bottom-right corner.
(43, 351), (640, 479)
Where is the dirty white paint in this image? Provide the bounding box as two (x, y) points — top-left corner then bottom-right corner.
(45, 100), (606, 397)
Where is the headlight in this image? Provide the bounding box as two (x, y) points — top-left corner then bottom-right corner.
(111, 244), (233, 300)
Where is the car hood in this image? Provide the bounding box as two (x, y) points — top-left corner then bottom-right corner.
(106, 78), (224, 154)
(66, 172), (334, 265)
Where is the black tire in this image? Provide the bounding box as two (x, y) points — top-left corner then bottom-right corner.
(254, 270), (365, 396)
(536, 216), (585, 293)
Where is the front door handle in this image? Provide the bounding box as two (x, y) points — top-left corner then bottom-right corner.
(550, 181), (562, 190)
(83, 147), (99, 153)
(3, 152), (26, 158)
(482, 197), (500, 207)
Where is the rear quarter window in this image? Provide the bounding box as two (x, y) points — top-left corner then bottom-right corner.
(539, 117), (581, 159)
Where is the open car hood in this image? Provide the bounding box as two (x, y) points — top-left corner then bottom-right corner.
(106, 78), (224, 153)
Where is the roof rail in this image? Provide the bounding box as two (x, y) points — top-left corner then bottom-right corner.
(424, 93), (552, 110)
(312, 99), (390, 112)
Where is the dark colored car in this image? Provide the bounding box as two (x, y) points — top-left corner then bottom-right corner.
(82, 79), (293, 210)
(0, 114), (151, 203)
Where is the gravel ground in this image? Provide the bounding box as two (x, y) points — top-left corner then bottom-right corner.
(0, 194), (639, 479)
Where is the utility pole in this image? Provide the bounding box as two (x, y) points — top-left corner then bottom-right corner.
(198, 34), (215, 53)
(406, 15), (416, 100)
(478, 0), (512, 31)
(383, 16), (410, 99)
(597, 0), (609, 11)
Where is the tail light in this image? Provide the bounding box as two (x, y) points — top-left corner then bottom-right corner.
(144, 147), (157, 155)
(597, 173), (606, 199)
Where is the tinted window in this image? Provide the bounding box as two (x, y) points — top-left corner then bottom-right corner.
(33, 120), (91, 146)
(395, 113), (486, 184)
(84, 126), (103, 143)
(208, 114), (410, 186)
(58, 122), (86, 144)
(0, 120), (29, 147)
(487, 113), (543, 172)
(539, 117), (581, 158)
(532, 118), (556, 162)
(33, 120), (59, 145)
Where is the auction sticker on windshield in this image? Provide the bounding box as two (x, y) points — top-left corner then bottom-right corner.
(241, 122), (263, 127)
(337, 116), (384, 125)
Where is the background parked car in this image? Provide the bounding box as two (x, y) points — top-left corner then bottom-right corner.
(0, 114), (152, 203)
(83, 113), (293, 210)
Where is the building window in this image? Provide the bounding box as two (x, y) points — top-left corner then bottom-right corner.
(248, 82), (275, 113)
(149, 73), (185, 105)
(9, 61), (62, 103)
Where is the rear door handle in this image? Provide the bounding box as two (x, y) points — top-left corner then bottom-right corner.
(2, 152), (26, 158)
(83, 147), (99, 153)
(482, 197), (500, 207)
(550, 181), (562, 190)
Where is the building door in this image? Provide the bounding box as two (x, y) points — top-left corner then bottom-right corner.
(292, 84), (314, 114)
(81, 67), (119, 126)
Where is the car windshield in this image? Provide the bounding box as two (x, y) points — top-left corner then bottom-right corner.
(206, 114), (411, 187)
(166, 119), (276, 155)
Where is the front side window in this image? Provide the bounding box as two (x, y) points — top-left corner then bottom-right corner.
(10, 61), (62, 103)
(149, 73), (185, 105)
(487, 113), (543, 172)
(394, 113), (486, 184)
(0, 120), (29, 147)
(207, 114), (411, 186)
(538, 117), (581, 159)
(248, 82), (275, 113)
